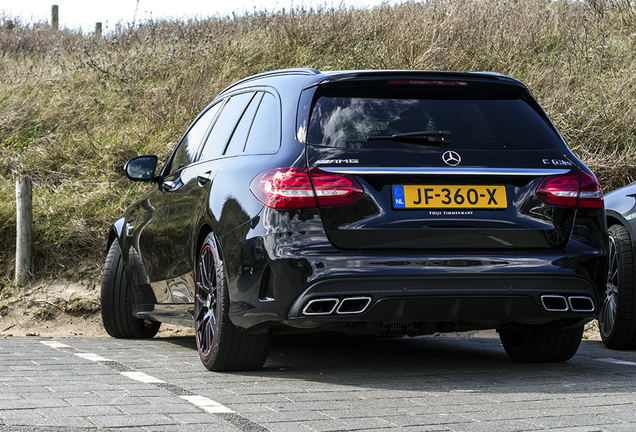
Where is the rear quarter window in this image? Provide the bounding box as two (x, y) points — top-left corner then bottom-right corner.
(199, 92), (254, 161)
(244, 92), (281, 155)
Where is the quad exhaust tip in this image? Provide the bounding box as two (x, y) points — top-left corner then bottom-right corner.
(302, 298), (339, 315)
(540, 295), (595, 313)
(302, 296), (372, 316)
(303, 294), (594, 316)
(336, 297), (372, 314)
(568, 296), (595, 312)
(541, 295), (569, 312)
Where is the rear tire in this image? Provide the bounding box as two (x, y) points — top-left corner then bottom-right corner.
(101, 241), (160, 338)
(499, 321), (583, 362)
(195, 233), (271, 371)
(599, 224), (636, 349)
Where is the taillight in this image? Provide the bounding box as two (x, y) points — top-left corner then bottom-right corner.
(578, 171), (604, 209)
(250, 168), (317, 209)
(536, 170), (603, 210)
(250, 168), (364, 210)
(310, 168), (364, 207)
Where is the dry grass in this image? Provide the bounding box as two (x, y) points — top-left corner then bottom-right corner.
(1, 0), (636, 285)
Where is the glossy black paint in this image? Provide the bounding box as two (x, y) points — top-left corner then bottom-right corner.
(108, 69), (608, 337)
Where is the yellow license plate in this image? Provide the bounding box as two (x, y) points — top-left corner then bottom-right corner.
(392, 185), (507, 209)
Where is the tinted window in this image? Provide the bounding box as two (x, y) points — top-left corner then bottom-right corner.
(306, 83), (564, 151)
(169, 103), (222, 174)
(244, 93), (281, 154)
(225, 92), (263, 156)
(199, 92), (254, 161)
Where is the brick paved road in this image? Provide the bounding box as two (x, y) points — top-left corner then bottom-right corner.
(1, 331), (636, 432)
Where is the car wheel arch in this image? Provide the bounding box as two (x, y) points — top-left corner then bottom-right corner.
(195, 225), (217, 266)
(107, 230), (118, 255)
(106, 230), (131, 265)
(606, 215), (636, 249)
(606, 215), (623, 230)
(107, 216), (128, 255)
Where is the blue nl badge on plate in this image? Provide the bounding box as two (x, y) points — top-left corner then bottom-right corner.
(393, 185), (405, 208)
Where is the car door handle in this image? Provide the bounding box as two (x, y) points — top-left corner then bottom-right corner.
(162, 180), (176, 192)
(197, 171), (212, 186)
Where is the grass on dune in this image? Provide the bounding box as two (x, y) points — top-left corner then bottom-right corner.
(1, 0), (636, 285)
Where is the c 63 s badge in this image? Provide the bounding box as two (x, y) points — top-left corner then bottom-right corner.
(543, 158), (574, 166)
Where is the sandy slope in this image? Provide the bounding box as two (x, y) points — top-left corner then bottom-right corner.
(0, 279), (194, 338)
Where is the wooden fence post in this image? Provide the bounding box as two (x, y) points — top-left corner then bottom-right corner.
(52, 5), (59, 31)
(95, 22), (102, 38)
(15, 176), (32, 287)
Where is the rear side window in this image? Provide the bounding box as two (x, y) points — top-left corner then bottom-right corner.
(244, 92), (281, 154)
(225, 92), (263, 156)
(199, 92), (254, 161)
(306, 82), (565, 151)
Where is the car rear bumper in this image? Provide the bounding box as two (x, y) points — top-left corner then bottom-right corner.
(227, 237), (606, 330)
(286, 274), (599, 324)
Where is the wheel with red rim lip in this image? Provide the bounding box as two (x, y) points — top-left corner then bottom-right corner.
(195, 242), (218, 359)
(194, 233), (271, 371)
(599, 224), (636, 349)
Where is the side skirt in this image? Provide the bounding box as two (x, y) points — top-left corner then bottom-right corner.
(133, 303), (195, 328)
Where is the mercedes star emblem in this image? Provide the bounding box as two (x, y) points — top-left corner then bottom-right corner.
(442, 151), (461, 166)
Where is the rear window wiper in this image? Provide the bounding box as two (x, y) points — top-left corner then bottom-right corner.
(366, 130), (451, 145)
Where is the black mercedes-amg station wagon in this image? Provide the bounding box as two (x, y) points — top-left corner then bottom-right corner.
(102, 69), (608, 371)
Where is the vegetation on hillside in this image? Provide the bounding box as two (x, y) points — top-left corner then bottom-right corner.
(1, 0), (636, 286)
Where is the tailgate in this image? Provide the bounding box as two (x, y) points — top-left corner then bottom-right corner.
(308, 147), (576, 251)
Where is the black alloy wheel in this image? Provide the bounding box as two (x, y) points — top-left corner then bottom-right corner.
(195, 241), (218, 359)
(599, 224), (636, 349)
(194, 233), (271, 371)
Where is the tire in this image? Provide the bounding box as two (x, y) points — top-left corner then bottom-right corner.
(195, 233), (271, 371)
(599, 224), (636, 349)
(101, 241), (160, 338)
(499, 321), (584, 363)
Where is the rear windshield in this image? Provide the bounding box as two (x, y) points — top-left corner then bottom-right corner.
(306, 82), (565, 150)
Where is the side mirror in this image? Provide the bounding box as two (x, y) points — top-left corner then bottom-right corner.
(124, 155), (159, 182)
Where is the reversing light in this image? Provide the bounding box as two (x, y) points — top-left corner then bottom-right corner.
(536, 170), (603, 210)
(250, 168), (364, 210)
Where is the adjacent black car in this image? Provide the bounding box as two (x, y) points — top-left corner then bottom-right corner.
(600, 184), (636, 349)
(101, 69), (608, 371)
